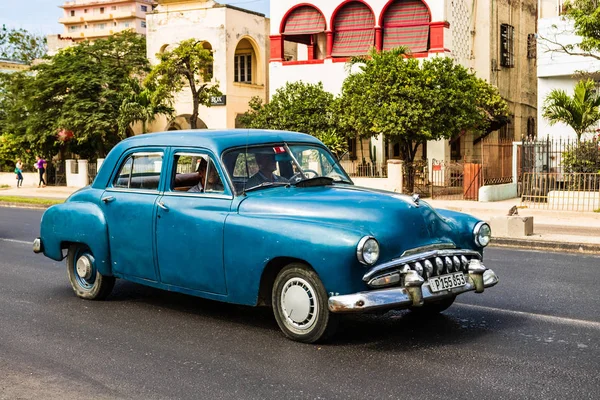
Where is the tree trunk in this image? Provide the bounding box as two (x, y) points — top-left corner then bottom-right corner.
(401, 139), (421, 193)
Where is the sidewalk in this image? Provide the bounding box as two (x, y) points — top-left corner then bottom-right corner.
(1, 185), (599, 254)
(0, 184), (76, 199)
(426, 197), (600, 254)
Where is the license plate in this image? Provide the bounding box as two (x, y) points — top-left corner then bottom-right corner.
(428, 273), (467, 293)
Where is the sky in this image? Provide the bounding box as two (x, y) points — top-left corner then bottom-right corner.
(0, 0), (270, 36)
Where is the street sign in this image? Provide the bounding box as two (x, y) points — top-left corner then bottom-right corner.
(210, 95), (226, 106)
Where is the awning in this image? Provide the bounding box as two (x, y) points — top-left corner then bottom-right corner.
(383, 25), (429, 52)
(283, 6), (326, 35)
(382, 0), (430, 52)
(332, 2), (375, 57)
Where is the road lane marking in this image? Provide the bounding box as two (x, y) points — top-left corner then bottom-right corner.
(0, 238), (31, 245)
(457, 303), (600, 330)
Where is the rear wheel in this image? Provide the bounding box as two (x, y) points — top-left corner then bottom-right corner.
(272, 264), (338, 343)
(410, 296), (456, 315)
(66, 244), (115, 300)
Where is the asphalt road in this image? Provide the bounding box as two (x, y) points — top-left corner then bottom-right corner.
(1, 207), (599, 400)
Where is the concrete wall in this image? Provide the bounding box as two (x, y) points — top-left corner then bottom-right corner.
(479, 183), (518, 202)
(0, 172), (39, 187)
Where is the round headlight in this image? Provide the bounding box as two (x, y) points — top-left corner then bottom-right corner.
(474, 222), (492, 247)
(357, 236), (380, 265)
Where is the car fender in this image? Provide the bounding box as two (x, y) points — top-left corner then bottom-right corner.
(224, 215), (369, 306)
(40, 202), (112, 275)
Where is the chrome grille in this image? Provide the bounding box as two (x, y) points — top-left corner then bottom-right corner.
(363, 249), (482, 283)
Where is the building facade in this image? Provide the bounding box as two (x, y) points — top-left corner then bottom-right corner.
(269, 0), (538, 166)
(58, 0), (155, 43)
(145, 0), (269, 131)
(537, 0), (600, 140)
(0, 58), (29, 73)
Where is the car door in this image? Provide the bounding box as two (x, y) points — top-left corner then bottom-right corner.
(101, 150), (164, 282)
(155, 150), (232, 295)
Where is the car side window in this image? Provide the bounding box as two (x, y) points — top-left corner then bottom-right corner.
(113, 152), (163, 190)
(171, 152), (225, 194)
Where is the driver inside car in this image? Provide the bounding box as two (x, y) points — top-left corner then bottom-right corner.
(246, 152), (288, 188)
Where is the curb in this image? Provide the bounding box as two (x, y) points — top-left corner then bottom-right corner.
(491, 237), (600, 255)
(0, 201), (52, 210)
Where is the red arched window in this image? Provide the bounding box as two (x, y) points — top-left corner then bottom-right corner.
(282, 5), (326, 38)
(382, 0), (430, 53)
(332, 2), (375, 57)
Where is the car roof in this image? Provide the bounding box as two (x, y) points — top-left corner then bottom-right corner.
(92, 129), (324, 189)
(119, 129), (322, 154)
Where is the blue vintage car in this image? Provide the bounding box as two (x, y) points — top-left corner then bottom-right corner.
(34, 129), (498, 343)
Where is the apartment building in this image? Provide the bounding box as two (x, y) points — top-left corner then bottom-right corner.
(145, 0), (269, 130)
(58, 0), (155, 42)
(269, 0), (538, 166)
(538, 0), (600, 139)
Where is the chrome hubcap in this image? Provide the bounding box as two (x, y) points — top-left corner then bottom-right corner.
(281, 277), (318, 330)
(76, 255), (93, 280)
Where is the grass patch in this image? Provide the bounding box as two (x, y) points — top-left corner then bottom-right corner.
(0, 184), (9, 189)
(595, 209), (600, 213)
(0, 196), (64, 206)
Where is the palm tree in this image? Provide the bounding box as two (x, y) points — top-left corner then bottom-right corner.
(542, 79), (600, 141)
(118, 80), (174, 136)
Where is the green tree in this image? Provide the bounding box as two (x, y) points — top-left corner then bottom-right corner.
(0, 71), (41, 169)
(542, 79), (600, 141)
(118, 80), (174, 135)
(563, 0), (600, 59)
(0, 25), (47, 64)
(339, 48), (506, 191)
(23, 32), (152, 160)
(239, 81), (346, 155)
(147, 39), (222, 129)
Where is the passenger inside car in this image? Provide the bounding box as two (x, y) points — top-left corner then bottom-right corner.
(246, 152), (288, 188)
(188, 158), (207, 193)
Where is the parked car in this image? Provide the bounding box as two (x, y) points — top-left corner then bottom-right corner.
(33, 129), (498, 343)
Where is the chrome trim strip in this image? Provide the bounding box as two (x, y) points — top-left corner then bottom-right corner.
(329, 268), (498, 313)
(400, 243), (456, 257)
(363, 249), (482, 282)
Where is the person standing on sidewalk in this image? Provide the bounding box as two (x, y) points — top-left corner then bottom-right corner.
(14, 158), (24, 188)
(34, 156), (47, 187)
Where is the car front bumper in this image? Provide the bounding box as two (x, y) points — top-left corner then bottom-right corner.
(328, 267), (499, 313)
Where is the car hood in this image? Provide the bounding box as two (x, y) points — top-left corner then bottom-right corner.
(237, 185), (479, 260)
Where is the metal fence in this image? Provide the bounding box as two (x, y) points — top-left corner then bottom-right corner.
(45, 162), (66, 186)
(339, 159), (388, 178)
(88, 162), (97, 185)
(520, 137), (600, 211)
(522, 172), (600, 211)
(482, 139), (513, 185)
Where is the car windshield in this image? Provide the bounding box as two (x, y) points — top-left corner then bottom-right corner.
(223, 143), (352, 194)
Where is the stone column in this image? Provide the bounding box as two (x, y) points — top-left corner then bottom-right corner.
(387, 159), (404, 193)
(77, 159), (89, 187)
(65, 159), (76, 187)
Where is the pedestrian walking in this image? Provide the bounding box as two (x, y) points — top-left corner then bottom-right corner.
(34, 156), (47, 187)
(14, 158), (24, 188)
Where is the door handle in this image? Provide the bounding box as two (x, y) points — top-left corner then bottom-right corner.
(101, 196), (115, 203)
(157, 201), (169, 211)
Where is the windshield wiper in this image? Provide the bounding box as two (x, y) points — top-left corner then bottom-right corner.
(292, 176), (334, 188)
(243, 181), (289, 193)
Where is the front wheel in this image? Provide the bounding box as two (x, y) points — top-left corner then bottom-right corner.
(272, 264), (338, 343)
(66, 244), (115, 300)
